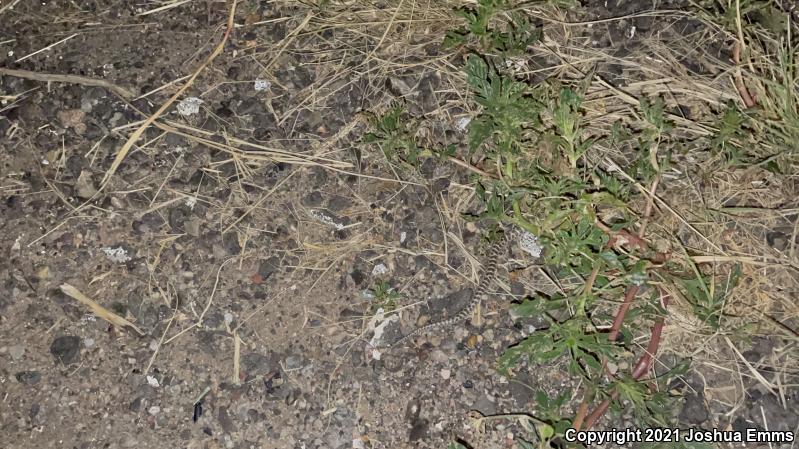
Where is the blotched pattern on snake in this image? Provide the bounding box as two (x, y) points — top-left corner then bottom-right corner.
(388, 227), (520, 348)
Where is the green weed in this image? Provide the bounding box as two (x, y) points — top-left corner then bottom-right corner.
(674, 263), (741, 330)
(358, 1), (778, 443)
(368, 280), (402, 314)
(465, 55), (542, 157)
(362, 106), (421, 166)
(443, 0), (541, 57)
(460, 42), (693, 441)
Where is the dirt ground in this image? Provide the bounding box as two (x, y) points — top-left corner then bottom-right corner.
(1, 1), (797, 449)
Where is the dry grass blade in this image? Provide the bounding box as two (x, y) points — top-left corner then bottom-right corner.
(136, 0), (193, 16)
(15, 33), (77, 63)
(97, 0), (239, 191)
(60, 283), (144, 336)
(232, 332), (242, 385)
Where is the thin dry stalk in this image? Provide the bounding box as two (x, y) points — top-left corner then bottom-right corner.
(96, 0), (239, 192)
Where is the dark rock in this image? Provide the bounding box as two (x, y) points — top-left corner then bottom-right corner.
(743, 337), (774, 364)
(242, 352), (279, 378)
(327, 195), (350, 212)
(15, 371), (41, 385)
(418, 72), (440, 113)
(678, 393), (708, 425)
(222, 232), (241, 255)
(414, 255), (430, 270)
(218, 406), (236, 433)
(129, 397), (142, 412)
(302, 191), (323, 207)
(744, 391), (799, 432)
(507, 379), (536, 409)
(420, 158), (437, 177)
(168, 206), (192, 232)
(766, 231), (789, 251)
(49, 288), (83, 320)
(132, 212), (163, 234)
(350, 269), (365, 286)
(309, 166), (328, 187)
(50, 335), (81, 365)
(29, 403), (40, 420)
(427, 228), (444, 244)
(510, 281), (525, 296)
(431, 177), (450, 194)
(257, 256), (280, 281)
(408, 418), (429, 441)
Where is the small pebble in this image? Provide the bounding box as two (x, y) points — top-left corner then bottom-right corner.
(9, 345), (25, 361)
(148, 406), (160, 415)
(50, 335), (81, 365)
(371, 263), (388, 276)
(15, 371), (42, 385)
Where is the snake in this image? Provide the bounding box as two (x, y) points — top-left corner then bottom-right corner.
(388, 228), (511, 348)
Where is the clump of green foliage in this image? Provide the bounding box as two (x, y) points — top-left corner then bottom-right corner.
(362, 106), (421, 166)
(443, 0), (541, 57)
(361, 3), (765, 447)
(368, 281), (402, 315)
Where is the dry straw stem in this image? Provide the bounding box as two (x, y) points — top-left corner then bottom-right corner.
(136, 0), (192, 16)
(232, 332), (242, 385)
(0, 67), (135, 99)
(164, 258), (234, 345)
(14, 33), (77, 63)
(97, 0), (239, 192)
(60, 283), (144, 336)
(144, 286), (179, 376)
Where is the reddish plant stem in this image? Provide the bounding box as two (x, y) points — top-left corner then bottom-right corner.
(631, 289), (670, 380)
(582, 288), (671, 431)
(572, 399), (590, 431)
(577, 176), (671, 431)
(733, 41), (757, 108)
(608, 285), (640, 342)
(582, 395), (614, 430)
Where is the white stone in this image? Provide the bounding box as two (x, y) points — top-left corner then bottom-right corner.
(176, 97), (203, 116)
(254, 79), (272, 91)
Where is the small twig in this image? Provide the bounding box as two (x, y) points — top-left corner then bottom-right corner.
(144, 286), (179, 375)
(0, 0), (22, 15)
(447, 155), (498, 179)
(638, 175), (660, 236)
(0, 67), (135, 99)
(15, 33), (77, 63)
(137, 0), (193, 16)
(95, 0), (239, 193)
(164, 258), (234, 344)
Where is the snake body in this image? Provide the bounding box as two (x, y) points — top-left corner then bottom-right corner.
(389, 230), (509, 348)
